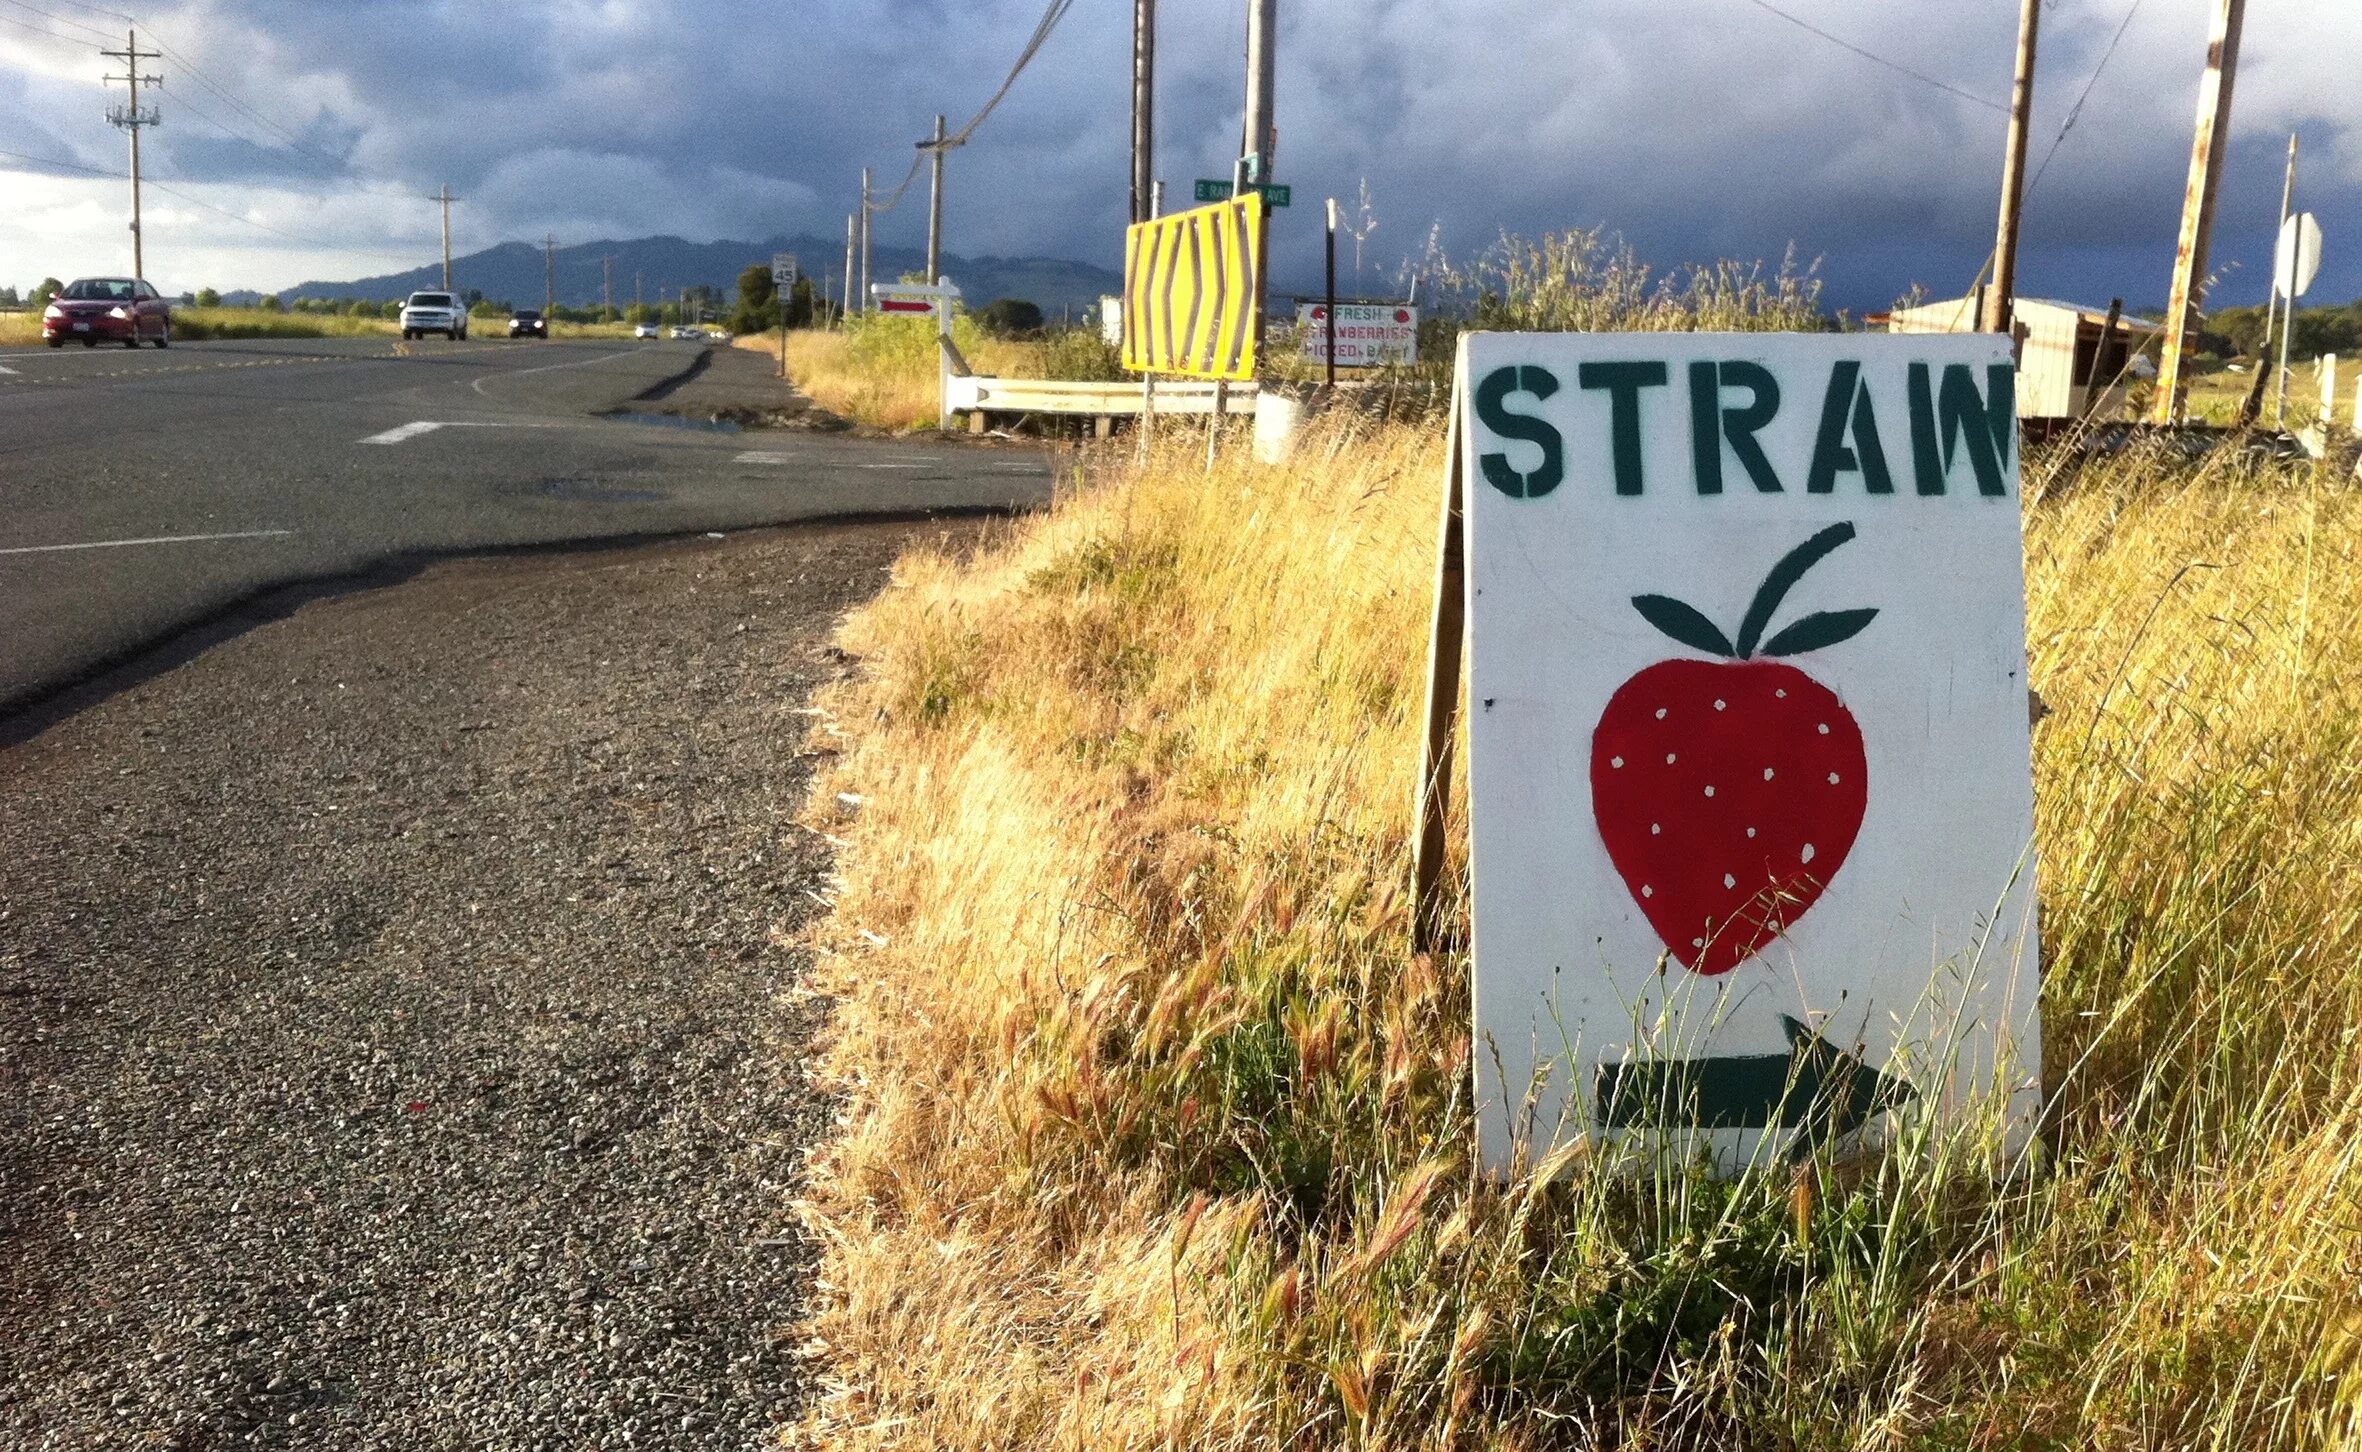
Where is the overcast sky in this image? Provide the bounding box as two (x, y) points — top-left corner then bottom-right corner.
(0, 0), (2354, 315)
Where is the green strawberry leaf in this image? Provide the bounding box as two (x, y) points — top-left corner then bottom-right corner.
(1759, 608), (1878, 657)
(1735, 521), (1858, 658)
(1631, 594), (1735, 657)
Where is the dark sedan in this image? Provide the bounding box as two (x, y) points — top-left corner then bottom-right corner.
(43, 277), (171, 348)
(508, 309), (549, 339)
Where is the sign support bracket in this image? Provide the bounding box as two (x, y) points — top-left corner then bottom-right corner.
(1412, 391), (1467, 953)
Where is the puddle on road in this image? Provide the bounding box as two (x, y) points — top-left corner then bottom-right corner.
(605, 411), (742, 434)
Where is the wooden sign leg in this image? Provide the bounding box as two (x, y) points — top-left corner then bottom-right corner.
(1412, 395), (1468, 954)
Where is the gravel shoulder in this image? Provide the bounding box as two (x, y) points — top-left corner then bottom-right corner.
(0, 519), (985, 1449)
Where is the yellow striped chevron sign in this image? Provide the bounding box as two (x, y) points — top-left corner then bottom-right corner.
(1121, 192), (1265, 381)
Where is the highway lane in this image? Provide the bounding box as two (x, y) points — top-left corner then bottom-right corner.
(0, 336), (1052, 714)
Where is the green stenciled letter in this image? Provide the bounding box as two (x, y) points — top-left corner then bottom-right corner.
(1688, 360), (1784, 495)
(1577, 360), (1670, 496)
(1907, 362), (2015, 496)
(1475, 364), (1563, 499)
(1805, 360), (1894, 494)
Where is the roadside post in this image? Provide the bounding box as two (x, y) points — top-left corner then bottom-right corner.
(772, 252), (799, 380)
(2272, 210), (2323, 425)
(1414, 331), (2042, 1174)
(870, 278), (961, 431)
(1323, 197), (1338, 390)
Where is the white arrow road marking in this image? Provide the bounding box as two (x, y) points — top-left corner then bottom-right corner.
(360, 421), (449, 445)
(0, 364), (18, 375)
(0, 529), (293, 557)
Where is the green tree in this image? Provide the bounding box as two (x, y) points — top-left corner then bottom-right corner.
(0, 285), (17, 307)
(977, 297), (1045, 336)
(194, 287), (221, 307)
(730, 263), (779, 335)
(258, 294), (284, 313)
(30, 277), (62, 308)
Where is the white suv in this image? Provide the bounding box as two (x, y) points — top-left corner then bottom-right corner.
(400, 291), (469, 341)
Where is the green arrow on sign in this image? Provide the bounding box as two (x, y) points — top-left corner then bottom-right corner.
(1595, 1015), (1910, 1155)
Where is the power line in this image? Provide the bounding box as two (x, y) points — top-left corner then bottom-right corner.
(2027, 0), (2145, 193)
(0, 0), (113, 42)
(1735, 0), (2009, 114)
(866, 0), (1078, 218)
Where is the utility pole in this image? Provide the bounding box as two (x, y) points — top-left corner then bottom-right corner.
(544, 234), (556, 316)
(100, 30), (161, 281)
(1982, 0), (2039, 335)
(428, 183), (459, 290)
(1234, 0), (1276, 195)
(602, 256), (613, 320)
(858, 168), (873, 315)
(634, 271), (643, 319)
(842, 213), (856, 324)
(1130, 0), (1155, 225)
(922, 114), (950, 284)
(2152, 0), (2248, 425)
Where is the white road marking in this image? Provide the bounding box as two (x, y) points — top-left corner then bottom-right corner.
(735, 451), (791, 464)
(0, 364), (17, 375)
(360, 421), (448, 445)
(470, 347), (644, 396)
(856, 463), (927, 470)
(0, 529), (293, 557)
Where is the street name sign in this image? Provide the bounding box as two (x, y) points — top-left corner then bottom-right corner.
(1442, 331), (2041, 1172)
(1194, 178), (1291, 208)
(1296, 303), (1417, 366)
(771, 252), (799, 287)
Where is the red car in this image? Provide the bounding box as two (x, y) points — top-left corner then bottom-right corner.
(43, 277), (171, 349)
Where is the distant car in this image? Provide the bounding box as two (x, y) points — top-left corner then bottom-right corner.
(399, 291), (468, 341)
(43, 277), (170, 349)
(634, 322), (659, 340)
(509, 309), (549, 339)
(669, 325), (695, 340)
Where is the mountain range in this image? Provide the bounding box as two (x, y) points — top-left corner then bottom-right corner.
(245, 235), (1123, 316)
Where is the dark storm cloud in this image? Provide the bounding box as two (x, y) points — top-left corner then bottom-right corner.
(2, 0), (2353, 308)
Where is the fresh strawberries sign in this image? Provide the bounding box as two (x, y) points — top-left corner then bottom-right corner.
(1453, 332), (2042, 1173)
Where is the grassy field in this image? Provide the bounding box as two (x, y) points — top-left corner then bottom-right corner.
(752, 315), (1124, 430)
(794, 339), (2362, 1440)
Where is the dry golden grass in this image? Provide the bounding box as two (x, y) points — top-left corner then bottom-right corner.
(795, 407), (2362, 1447)
(767, 323), (1061, 430)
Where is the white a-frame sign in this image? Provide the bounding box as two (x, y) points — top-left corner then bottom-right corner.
(1413, 332), (2042, 1173)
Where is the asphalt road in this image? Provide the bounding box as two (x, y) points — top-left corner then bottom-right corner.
(0, 335), (1052, 715)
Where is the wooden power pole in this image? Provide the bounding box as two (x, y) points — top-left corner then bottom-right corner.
(1234, 0), (1276, 195)
(1983, 0), (2040, 335)
(2152, 0), (2248, 425)
(430, 183), (459, 290)
(1130, 0), (1155, 225)
(923, 114), (948, 284)
(858, 168), (873, 314)
(100, 30), (161, 282)
(544, 234), (556, 316)
(842, 212), (856, 323)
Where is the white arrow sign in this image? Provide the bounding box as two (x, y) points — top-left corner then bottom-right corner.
(2275, 213), (2323, 301)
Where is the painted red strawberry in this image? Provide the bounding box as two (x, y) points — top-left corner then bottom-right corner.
(1590, 522), (1873, 976)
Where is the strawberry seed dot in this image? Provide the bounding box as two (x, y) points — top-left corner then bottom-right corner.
(1610, 755), (1624, 769)
(1817, 723), (1830, 735)
(1827, 772), (1841, 785)
(1713, 699), (1726, 711)
(1703, 785), (1716, 798)
(1763, 767), (1775, 780)
(1722, 873), (1737, 890)
(1665, 753), (1677, 765)
(1650, 823), (1661, 835)
(1801, 843), (1817, 863)
(1746, 826), (1757, 838)
(1775, 688), (1787, 698)
(1641, 885), (1653, 898)
(1691, 937), (1706, 949)
(1655, 707), (1668, 719)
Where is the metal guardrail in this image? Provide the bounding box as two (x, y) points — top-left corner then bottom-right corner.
(946, 374), (1258, 424)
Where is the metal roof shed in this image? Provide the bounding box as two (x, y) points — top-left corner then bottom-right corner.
(1880, 296), (2163, 423)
